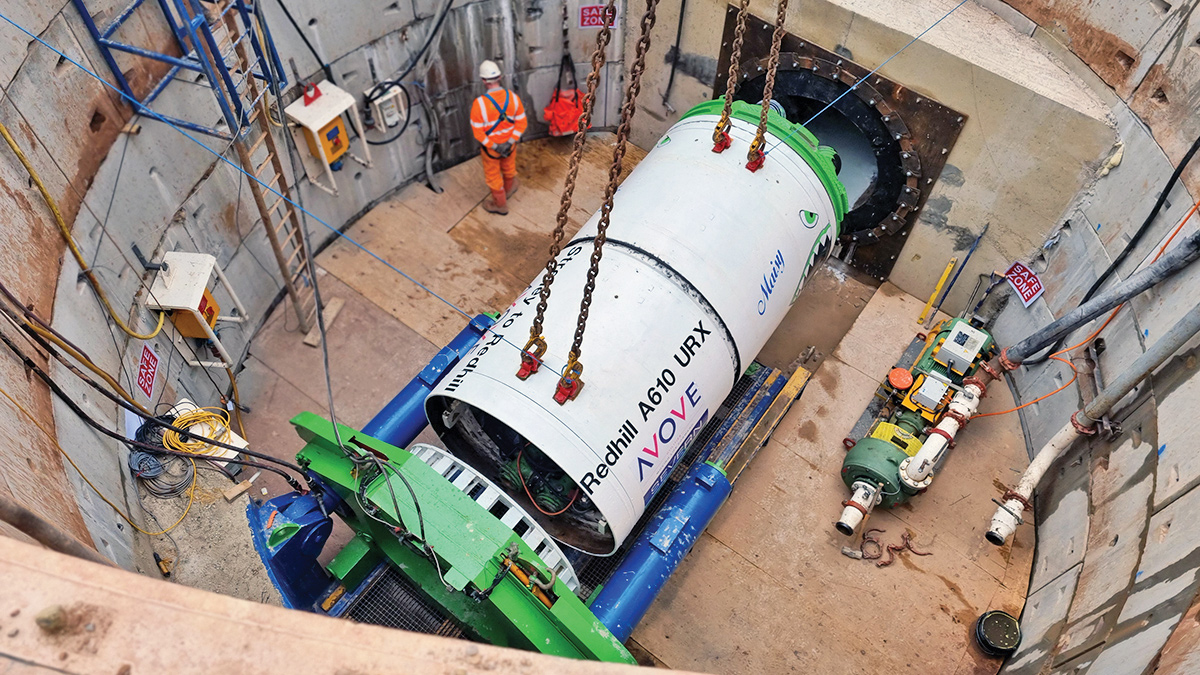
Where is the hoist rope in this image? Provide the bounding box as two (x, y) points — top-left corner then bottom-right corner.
(520, 0), (619, 368)
(560, 0), (662, 390)
(712, 0), (750, 149)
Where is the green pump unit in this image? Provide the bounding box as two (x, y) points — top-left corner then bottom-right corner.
(836, 317), (997, 534)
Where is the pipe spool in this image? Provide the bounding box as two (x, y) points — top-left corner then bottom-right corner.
(427, 101), (847, 554)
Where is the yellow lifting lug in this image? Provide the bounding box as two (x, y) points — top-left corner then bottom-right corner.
(553, 355), (585, 405)
(516, 334), (548, 380)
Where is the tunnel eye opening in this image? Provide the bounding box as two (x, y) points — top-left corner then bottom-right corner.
(736, 70), (906, 237)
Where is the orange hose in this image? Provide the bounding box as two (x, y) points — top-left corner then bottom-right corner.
(973, 354), (1077, 418)
(516, 450), (578, 516)
(504, 557), (554, 608)
(978, 201), (1199, 418)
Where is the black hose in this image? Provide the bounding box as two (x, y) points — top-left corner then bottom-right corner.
(0, 494), (115, 566)
(0, 329), (306, 490)
(274, 0), (335, 83)
(0, 291), (304, 474)
(662, 0), (687, 109)
(367, 0), (455, 101)
(0, 282), (300, 473)
(364, 84), (412, 146)
(358, 0), (454, 147)
(1025, 131), (1200, 364)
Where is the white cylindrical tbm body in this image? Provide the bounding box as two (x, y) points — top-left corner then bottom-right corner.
(427, 101), (847, 554)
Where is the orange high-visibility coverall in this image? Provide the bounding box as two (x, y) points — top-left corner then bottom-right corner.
(470, 87), (528, 193)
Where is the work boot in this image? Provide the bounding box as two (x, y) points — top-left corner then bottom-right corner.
(504, 176), (520, 199)
(482, 190), (509, 215)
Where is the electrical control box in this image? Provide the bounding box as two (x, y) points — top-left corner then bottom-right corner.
(934, 321), (989, 375)
(366, 84), (408, 129)
(146, 251), (247, 369)
(911, 372), (951, 411)
(302, 116), (348, 167)
(284, 80), (372, 196)
(171, 286), (220, 338)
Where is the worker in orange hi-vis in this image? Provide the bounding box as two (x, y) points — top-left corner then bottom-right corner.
(470, 60), (528, 215)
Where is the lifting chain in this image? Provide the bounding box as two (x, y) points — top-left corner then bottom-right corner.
(555, 0), (661, 405)
(712, 0), (750, 153)
(746, 0), (789, 172)
(516, 0), (618, 380)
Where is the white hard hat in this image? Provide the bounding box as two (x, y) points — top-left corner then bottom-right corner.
(479, 60), (502, 80)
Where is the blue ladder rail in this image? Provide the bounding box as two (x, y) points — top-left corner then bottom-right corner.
(69, 0), (286, 139)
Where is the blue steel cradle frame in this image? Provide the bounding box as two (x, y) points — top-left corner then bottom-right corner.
(69, 0), (287, 139)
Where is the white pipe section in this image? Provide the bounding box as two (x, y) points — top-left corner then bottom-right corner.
(988, 299), (1200, 546)
(986, 423), (1078, 546)
(899, 383), (983, 489)
(835, 481), (880, 536)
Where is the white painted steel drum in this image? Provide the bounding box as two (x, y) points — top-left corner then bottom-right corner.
(427, 102), (847, 554)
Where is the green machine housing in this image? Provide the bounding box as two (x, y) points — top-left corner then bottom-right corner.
(276, 412), (636, 663)
(840, 317), (997, 508)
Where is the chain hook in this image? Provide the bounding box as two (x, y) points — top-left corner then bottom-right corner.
(561, 0), (660, 401)
(554, 354), (585, 405)
(515, 0), (618, 379)
(516, 335), (548, 380)
(712, 117), (733, 153)
(746, 0), (790, 171)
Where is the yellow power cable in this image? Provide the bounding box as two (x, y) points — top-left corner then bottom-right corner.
(225, 367), (248, 437)
(0, 383), (193, 536)
(0, 121), (166, 340)
(23, 321), (149, 414)
(162, 406), (232, 456)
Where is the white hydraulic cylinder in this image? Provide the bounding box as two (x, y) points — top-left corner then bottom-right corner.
(426, 104), (847, 554)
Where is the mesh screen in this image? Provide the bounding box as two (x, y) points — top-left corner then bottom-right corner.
(344, 565), (469, 640)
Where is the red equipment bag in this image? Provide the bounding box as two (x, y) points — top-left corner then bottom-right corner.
(543, 54), (586, 137)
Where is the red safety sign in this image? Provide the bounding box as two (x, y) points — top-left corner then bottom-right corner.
(1004, 261), (1045, 308)
(137, 343), (159, 399)
(579, 4), (616, 28)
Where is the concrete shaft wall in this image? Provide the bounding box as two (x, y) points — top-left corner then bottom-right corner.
(0, 0), (623, 570)
(977, 2), (1200, 674)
